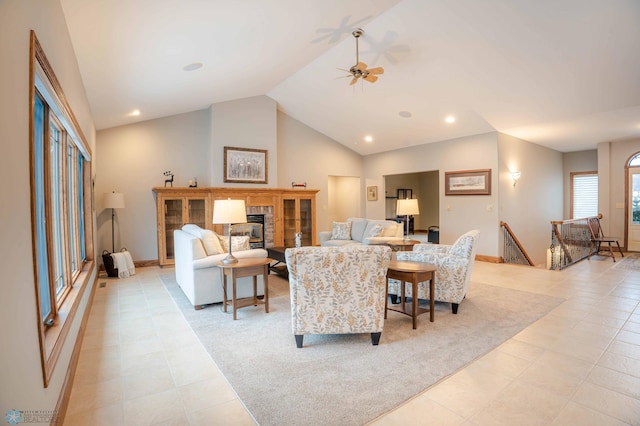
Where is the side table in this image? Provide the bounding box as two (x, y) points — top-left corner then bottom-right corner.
(217, 258), (271, 320)
(385, 260), (436, 329)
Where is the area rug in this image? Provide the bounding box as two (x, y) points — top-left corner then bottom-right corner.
(611, 252), (640, 271)
(161, 274), (563, 426)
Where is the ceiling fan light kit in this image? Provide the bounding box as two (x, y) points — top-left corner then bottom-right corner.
(341, 28), (384, 86)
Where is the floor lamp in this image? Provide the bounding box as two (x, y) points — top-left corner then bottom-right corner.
(213, 198), (247, 264)
(396, 198), (419, 242)
(103, 191), (125, 253)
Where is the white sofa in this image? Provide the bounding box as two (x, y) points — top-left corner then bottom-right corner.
(174, 225), (268, 309)
(319, 217), (404, 246)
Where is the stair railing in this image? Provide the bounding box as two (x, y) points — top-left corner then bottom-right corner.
(500, 221), (535, 266)
(549, 215), (597, 270)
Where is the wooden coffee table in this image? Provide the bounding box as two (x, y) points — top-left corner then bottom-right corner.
(385, 260), (436, 329)
(387, 239), (421, 252)
(217, 258), (271, 320)
(266, 246), (289, 278)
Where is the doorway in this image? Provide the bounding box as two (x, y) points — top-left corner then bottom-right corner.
(628, 166), (640, 251)
(384, 171), (439, 232)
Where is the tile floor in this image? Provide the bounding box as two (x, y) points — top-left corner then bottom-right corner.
(65, 255), (640, 425)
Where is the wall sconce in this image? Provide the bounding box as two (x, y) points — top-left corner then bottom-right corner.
(510, 171), (521, 187)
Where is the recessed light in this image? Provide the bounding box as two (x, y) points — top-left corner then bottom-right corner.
(183, 62), (203, 71)
(445, 115), (456, 124)
(130, 109), (141, 116)
(399, 111), (412, 118)
(364, 135), (373, 143)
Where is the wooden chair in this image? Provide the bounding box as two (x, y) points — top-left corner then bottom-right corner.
(587, 216), (624, 262)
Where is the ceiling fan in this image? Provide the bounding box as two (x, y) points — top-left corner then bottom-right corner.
(339, 28), (384, 86)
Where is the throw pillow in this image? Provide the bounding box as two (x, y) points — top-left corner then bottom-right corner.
(219, 235), (250, 252)
(367, 224), (384, 237)
(200, 229), (224, 255)
(331, 221), (352, 240)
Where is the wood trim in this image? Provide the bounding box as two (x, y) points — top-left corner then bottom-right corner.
(475, 254), (501, 263)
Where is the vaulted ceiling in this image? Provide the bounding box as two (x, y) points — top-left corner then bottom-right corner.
(61, 0), (640, 155)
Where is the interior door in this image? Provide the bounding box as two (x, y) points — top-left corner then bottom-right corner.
(628, 167), (640, 251)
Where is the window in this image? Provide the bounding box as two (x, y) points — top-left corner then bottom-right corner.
(571, 172), (598, 219)
(30, 31), (94, 387)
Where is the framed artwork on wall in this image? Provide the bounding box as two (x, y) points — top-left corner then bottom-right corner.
(223, 146), (268, 184)
(367, 185), (378, 201)
(445, 169), (491, 195)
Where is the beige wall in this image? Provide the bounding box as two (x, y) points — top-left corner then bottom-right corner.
(211, 95), (278, 187)
(497, 133), (563, 265)
(328, 176), (361, 223)
(0, 0), (96, 416)
(598, 138), (640, 240)
(364, 133), (500, 257)
(96, 110), (211, 260)
(276, 111), (363, 234)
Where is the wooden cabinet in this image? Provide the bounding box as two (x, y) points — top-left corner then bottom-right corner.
(282, 194), (315, 247)
(153, 187), (318, 266)
(154, 188), (212, 266)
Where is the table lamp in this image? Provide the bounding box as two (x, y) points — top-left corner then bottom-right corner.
(103, 191), (125, 253)
(213, 198), (247, 264)
(396, 198), (419, 242)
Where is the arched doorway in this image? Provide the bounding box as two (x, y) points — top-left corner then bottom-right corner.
(626, 152), (640, 251)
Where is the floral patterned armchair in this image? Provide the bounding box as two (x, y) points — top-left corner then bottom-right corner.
(388, 230), (479, 314)
(285, 245), (392, 348)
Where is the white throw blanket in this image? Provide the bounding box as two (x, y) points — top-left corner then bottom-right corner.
(111, 250), (135, 278)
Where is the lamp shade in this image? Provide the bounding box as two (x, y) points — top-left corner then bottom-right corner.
(103, 192), (125, 209)
(213, 199), (247, 224)
(396, 198), (419, 216)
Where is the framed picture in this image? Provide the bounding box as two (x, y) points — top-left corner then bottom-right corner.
(224, 146), (268, 184)
(367, 185), (378, 201)
(445, 169), (491, 195)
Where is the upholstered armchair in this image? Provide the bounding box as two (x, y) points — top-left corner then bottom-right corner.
(285, 245), (392, 348)
(388, 230), (479, 314)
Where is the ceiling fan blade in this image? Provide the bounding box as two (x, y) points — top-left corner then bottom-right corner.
(364, 74), (378, 83)
(335, 74), (353, 80)
(356, 62), (367, 71)
(349, 77), (359, 86)
(368, 67), (384, 75)
(336, 67), (351, 72)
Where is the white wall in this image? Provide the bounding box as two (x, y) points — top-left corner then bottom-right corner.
(497, 133), (564, 264)
(562, 150), (598, 218)
(0, 0), (96, 417)
(211, 96), (278, 187)
(598, 138), (640, 239)
(364, 133), (500, 257)
(96, 110), (210, 260)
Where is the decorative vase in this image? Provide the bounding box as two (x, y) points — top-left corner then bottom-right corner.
(295, 232), (302, 247)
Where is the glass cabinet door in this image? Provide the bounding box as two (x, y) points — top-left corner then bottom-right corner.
(299, 199), (312, 246)
(188, 199), (206, 228)
(283, 199), (296, 247)
(164, 199), (183, 259)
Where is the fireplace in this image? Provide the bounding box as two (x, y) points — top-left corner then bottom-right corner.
(231, 214), (265, 249)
